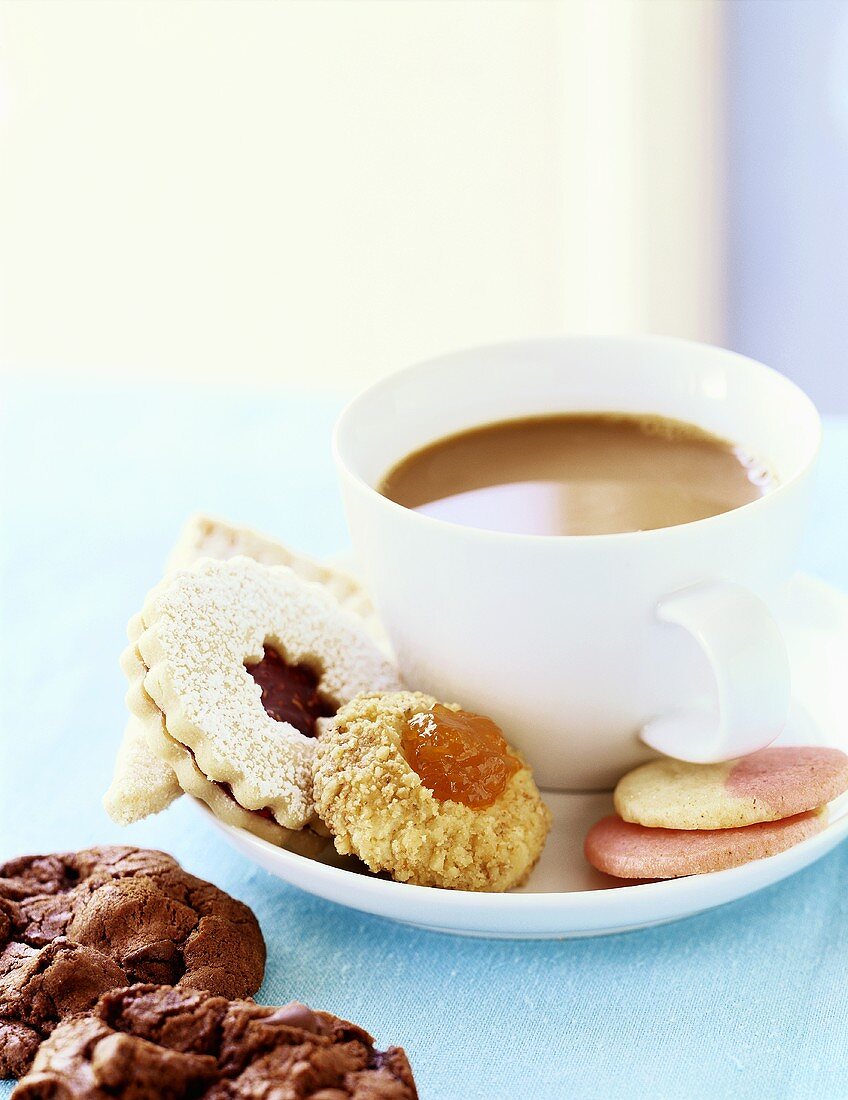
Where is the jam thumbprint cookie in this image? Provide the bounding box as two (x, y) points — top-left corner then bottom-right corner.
(313, 692), (551, 891)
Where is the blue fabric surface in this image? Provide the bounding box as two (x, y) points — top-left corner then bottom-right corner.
(2, 378), (848, 1099)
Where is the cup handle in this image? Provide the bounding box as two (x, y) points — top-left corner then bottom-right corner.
(640, 580), (791, 763)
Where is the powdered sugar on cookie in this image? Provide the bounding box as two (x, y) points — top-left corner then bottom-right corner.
(137, 558), (401, 830)
(105, 519), (389, 830)
(166, 513), (379, 628)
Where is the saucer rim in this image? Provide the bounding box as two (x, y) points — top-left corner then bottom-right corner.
(195, 571), (848, 937)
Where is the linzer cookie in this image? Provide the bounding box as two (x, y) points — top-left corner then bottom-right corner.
(113, 610), (324, 853)
(104, 515), (388, 830)
(166, 513), (379, 626)
(584, 811), (826, 880)
(313, 691), (551, 890)
(102, 715), (183, 827)
(0, 847), (265, 1078)
(123, 557), (402, 845)
(614, 747), (848, 830)
(13, 984), (418, 1099)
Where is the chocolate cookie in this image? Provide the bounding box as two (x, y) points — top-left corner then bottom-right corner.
(0, 847), (265, 1077)
(13, 983), (419, 1099)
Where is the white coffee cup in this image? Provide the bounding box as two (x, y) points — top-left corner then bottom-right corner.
(333, 336), (821, 790)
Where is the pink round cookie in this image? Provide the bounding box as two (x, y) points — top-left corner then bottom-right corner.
(614, 747), (848, 830)
(585, 810), (826, 880)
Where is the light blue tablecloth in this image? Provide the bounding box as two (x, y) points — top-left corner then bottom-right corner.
(2, 378), (848, 1099)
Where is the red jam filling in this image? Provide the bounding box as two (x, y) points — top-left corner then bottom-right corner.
(245, 647), (335, 738)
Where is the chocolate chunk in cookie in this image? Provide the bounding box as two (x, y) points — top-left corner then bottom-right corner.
(13, 984), (419, 1099)
(0, 847), (265, 1077)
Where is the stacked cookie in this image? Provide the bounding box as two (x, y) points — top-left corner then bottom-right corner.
(104, 515), (390, 834)
(1, 845), (418, 1096)
(106, 516), (401, 854)
(585, 747), (848, 880)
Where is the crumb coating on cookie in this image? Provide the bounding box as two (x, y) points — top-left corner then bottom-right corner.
(313, 692), (551, 891)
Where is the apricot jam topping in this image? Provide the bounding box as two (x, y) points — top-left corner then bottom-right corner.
(402, 704), (521, 809)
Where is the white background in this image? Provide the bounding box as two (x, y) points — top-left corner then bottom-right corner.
(0, 0), (723, 391)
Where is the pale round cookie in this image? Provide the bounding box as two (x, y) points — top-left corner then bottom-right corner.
(313, 691), (551, 891)
(133, 557), (402, 833)
(585, 810), (826, 880)
(614, 747), (848, 830)
(138, 679), (330, 855)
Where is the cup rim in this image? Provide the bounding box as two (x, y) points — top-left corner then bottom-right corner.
(332, 334), (822, 544)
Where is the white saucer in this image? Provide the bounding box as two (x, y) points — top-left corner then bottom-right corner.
(199, 573), (848, 939)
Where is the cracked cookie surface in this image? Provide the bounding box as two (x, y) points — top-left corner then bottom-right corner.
(0, 847), (264, 1077)
(313, 692), (551, 891)
(13, 983), (418, 1099)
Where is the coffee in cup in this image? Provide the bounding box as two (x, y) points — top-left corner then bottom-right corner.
(379, 413), (776, 537)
